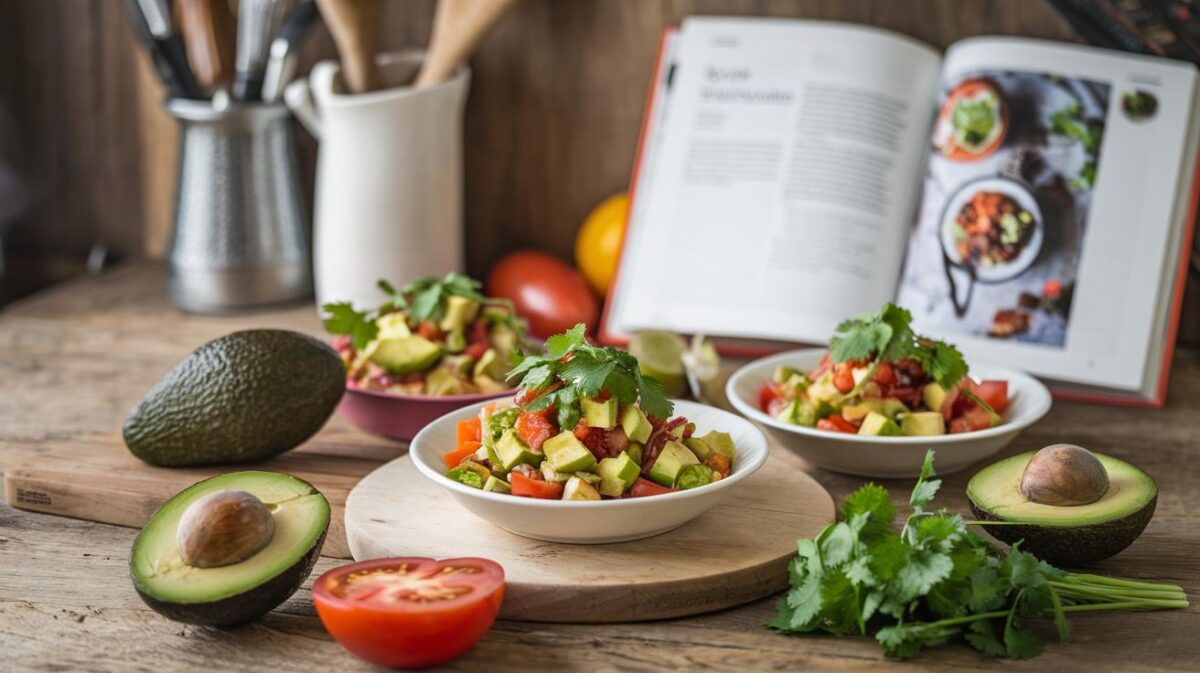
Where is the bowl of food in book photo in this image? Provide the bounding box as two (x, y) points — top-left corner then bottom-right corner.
(726, 305), (1052, 478)
(940, 177), (1043, 283)
(934, 77), (1008, 161)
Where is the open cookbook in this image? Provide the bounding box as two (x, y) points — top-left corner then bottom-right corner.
(601, 18), (1200, 406)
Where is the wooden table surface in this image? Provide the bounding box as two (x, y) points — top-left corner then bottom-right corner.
(2, 265), (1198, 672)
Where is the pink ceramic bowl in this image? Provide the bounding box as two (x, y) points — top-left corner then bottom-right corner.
(338, 386), (514, 441)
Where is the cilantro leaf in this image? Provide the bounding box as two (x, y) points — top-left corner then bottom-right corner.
(965, 619), (1007, 656)
(635, 374), (672, 419)
(321, 302), (379, 350)
(545, 323), (587, 358)
(828, 303), (968, 389)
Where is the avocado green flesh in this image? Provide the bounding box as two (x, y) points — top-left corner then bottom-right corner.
(131, 472), (330, 605)
(967, 451), (1156, 526)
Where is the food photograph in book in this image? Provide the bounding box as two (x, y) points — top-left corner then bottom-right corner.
(897, 70), (1111, 347)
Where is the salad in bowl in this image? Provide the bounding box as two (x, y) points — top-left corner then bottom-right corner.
(323, 273), (527, 397)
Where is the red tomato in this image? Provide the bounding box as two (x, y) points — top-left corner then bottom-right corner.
(457, 418), (482, 445)
(443, 441), (481, 469)
(809, 353), (833, 380)
(629, 477), (676, 497)
(833, 364), (856, 394)
(873, 362), (896, 386)
(758, 381), (783, 413)
(487, 251), (599, 338)
(312, 557), (504, 669)
(416, 320), (444, 341)
(514, 409), (557, 452)
(510, 471), (564, 499)
(817, 415), (857, 434)
(949, 405), (994, 434)
(975, 380), (1009, 414)
(464, 341), (490, 360)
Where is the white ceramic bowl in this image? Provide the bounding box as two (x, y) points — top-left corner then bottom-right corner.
(410, 399), (768, 543)
(726, 348), (1051, 478)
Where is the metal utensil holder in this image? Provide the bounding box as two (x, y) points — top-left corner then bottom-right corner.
(165, 99), (311, 312)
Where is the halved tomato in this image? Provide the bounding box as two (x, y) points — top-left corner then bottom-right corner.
(312, 557), (505, 669)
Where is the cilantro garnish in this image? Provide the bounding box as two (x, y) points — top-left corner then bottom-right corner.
(829, 303), (968, 390)
(507, 323), (673, 430)
(766, 450), (1189, 659)
(321, 273), (526, 351)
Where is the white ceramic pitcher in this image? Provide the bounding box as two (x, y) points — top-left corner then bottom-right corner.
(286, 51), (469, 310)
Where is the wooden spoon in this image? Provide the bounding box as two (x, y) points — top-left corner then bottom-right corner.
(315, 0), (381, 93)
(174, 0), (237, 92)
(414, 0), (518, 89)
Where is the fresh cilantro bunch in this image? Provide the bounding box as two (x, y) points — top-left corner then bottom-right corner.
(829, 303), (968, 390)
(322, 273), (524, 350)
(767, 450), (1188, 659)
(506, 323), (673, 431)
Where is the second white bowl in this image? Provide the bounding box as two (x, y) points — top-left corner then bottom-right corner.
(410, 399), (769, 543)
(726, 348), (1052, 478)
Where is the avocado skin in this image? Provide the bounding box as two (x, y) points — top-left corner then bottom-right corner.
(131, 528), (327, 627)
(123, 330), (345, 466)
(968, 496), (1156, 567)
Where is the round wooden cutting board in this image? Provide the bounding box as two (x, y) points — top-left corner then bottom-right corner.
(344, 447), (834, 623)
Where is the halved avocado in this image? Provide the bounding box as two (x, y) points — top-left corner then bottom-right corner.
(967, 451), (1157, 566)
(130, 471), (330, 626)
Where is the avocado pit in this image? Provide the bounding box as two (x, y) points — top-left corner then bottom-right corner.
(1018, 444), (1109, 506)
(177, 489), (275, 568)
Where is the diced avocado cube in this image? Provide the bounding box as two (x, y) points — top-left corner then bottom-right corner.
(542, 431), (597, 473)
(483, 475), (511, 493)
(845, 398), (908, 422)
(426, 368), (467, 396)
(807, 373), (841, 402)
(376, 312), (412, 339)
(596, 453), (640, 497)
(625, 442), (643, 467)
(877, 398), (910, 418)
(669, 422), (694, 440)
(540, 462), (571, 483)
(858, 411), (903, 437)
(574, 471), (601, 485)
(562, 476), (601, 501)
(369, 336), (443, 374)
(443, 354), (474, 376)
(923, 383), (948, 412)
(581, 396), (618, 429)
(772, 366), (804, 385)
(695, 431), (735, 460)
(648, 440), (700, 487)
(439, 295), (480, 332)
(777, 399), (818, 427)
(473, 348), (497, 379)
(782, 372), (811, 392)
(675, 464), (714, 490)
(900, 411), (945, 436)
(620, 405), (652, 443)
(444, 328), (466, 354)
(684, 437), (713, 460)
(447, 468), (484, 489)
(496, 429), (542, 470)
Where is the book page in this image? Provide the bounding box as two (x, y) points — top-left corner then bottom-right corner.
(609, 18), (941, 343)
(896, 37), (1199, 392)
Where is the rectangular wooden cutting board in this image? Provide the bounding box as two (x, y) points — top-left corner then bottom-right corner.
(2, 423), (399, 559)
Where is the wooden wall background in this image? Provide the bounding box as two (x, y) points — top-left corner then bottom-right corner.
(1, 0), (1197, 337)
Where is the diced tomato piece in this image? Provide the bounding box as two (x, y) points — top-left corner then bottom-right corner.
(704, 453), (732, 478)
(464, 342), (490, 360)
(595, 390), (612, 402)
(758, 382), (783, 413)
(443, 441), (481, 469)
(468, 316), (489, 344)
(629, 477), (676, 498)
(833, 364), (855, 393)
(572, 419), (590, 440)
(817, 415), (858, 434)
(513, 381), (563, 407)
(510, 472), (564, 499)
(949, 405), (993, 434)
(975, 380), (1009, 414)
(416, 320), (444, 340)
(872, 362), (896, 386)
(457, 418), (482, 445)
(809, 353), (833, 380)
(514, 409), (557, 452)
(766, 396), (788, 418)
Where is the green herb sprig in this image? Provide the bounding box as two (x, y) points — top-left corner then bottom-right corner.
(506, 323), (673, 431)
(767, 450), (1188, 659)
(829, 303), (968, 390)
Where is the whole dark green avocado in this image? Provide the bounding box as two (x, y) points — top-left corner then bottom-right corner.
(123, 330), (346, 466)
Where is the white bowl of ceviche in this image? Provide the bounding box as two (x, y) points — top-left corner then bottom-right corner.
(410, 396), (768, 544)
(728, 348), (1051, 478)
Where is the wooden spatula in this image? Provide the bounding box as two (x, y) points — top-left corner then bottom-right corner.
(315, 0), (381, 93)
(414, 0), (518, 89)
(174, 0), (236, 92)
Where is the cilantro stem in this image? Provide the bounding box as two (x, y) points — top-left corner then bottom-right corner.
(1067, 573), (1184, 591)
(1060, 599), (1189, 612)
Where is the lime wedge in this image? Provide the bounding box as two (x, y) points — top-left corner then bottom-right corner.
(628, 331), (687, 397)
(683, 334), (725, 407)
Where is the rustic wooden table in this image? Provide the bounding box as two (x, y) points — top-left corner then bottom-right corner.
(2, 265), (1197, 672)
